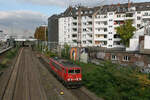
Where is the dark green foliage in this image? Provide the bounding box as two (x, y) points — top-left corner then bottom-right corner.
(61, 44), (70, 59)
(148, 73), (150, 80)
(116, 20), (136, 47)
(76, 61), (150, 100)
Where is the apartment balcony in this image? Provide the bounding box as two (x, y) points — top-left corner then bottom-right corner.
(72, 19), (78, 22)
(94, 38), (107, 41)
(114, 17), (125, 21)
(94, 40), (107, 47)
(95, 24), (107, 28)
(113, 38), (121, 41)
(86, 29), (93, 33)
(94, 31), (108, 35)
(72, 38), (78, 42)
(86, 37), (93, 40)
(72, 25), (78, 28)
(94, 18), (108, 22)
(86, 24), (93, 27)
(113, 44), (125, 48)
(114, 24), (120, 28)
(142, 15), (150, 19)
(87, 32), (93, 35)
(126, 17), (134, 20)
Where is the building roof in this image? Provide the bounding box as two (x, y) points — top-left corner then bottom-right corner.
(51, 2), (150, 19)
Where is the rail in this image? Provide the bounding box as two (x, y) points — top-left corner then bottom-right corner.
(0, 47), (13, 54)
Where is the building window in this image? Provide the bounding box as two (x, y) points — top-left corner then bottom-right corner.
(104, 35), (107, 38)
(137, 24), (141, 28)
(109, 19), (113, 21)
(83, 28), (87, 32)
(73, 17), (77, 20)
(109, 45), (112, 47)
(72, 34), (77, 37)
(137, 16), (141, 20)
(123, 56), (130, 61)
(109, 26), (113, 28)
(117, 15), (121, 18)
(109, 32), (112, 34)
(111, 55), (117, 60)
(109, 13), (113, 15)
(109, 38), (112, 40)
(137, 11), (141, 14)
(104, 21), (108, 25)
(144, 12), (148, 16)
(114, 34), (120, 38)
(83, 41), (86, 44)
(104, 28), (107, 32)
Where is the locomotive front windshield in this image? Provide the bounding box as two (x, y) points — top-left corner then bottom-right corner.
(68, 69), (80, 74)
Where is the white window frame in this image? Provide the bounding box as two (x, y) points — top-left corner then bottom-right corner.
(111, 55), (117, 60)
(123, 56), (130, 61)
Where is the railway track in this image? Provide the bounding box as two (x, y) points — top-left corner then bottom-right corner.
(38, 55), (101, 100)
(0, 48), (47, 100)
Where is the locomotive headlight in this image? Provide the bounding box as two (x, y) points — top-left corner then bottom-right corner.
(79, 78), (82, 80)
(67, 78), (71, 81)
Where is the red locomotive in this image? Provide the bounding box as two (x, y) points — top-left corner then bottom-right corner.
(49, 57), (82, 88)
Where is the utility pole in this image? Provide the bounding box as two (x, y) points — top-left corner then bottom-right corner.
(77, 6), (82, 61)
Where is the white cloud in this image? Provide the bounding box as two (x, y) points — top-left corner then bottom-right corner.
(17, 0), (150, 7)
(17, 0), (129, 7)
(0, 11), (47, 37)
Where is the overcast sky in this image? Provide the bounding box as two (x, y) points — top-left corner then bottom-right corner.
(0, 0), (149, 37)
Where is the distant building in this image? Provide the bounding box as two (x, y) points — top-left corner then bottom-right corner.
(48, 15), (60, 49)
(48, 2), (150, 48)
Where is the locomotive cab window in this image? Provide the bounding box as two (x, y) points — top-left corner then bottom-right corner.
(75, 70), (80, 73)
(68, 70), (74, 74)
(68, 69), (80, 74)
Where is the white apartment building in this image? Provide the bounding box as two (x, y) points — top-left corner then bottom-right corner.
(56, 2), (150, 48)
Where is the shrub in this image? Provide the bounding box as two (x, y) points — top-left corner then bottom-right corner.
(76, 61), (150, 100)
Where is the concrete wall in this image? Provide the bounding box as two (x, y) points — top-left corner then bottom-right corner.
(95, 51), (150, 68)
(144, 35), (150, 49)
(126, 38), (139, 51)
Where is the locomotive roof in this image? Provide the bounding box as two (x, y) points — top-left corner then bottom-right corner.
(52, 58), (80, 68)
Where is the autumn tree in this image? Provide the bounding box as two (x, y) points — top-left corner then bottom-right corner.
(34, 26), (48, 41)
(116, 20), (136, 47)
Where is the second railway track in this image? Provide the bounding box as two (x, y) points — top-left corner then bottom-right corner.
(1, 48), (47, 100)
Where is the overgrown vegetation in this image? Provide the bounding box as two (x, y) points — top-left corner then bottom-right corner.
(44, 50), (57, 57)
(75, 61), (150, 100)
(116, 20), (136, 47)
(0, 47), (18, 71)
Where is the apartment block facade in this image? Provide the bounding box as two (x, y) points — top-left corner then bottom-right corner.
(48, 2), (150, 48)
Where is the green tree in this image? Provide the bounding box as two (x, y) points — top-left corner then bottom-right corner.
(116, 20), (136, 47)
(61, 43), (70, 59)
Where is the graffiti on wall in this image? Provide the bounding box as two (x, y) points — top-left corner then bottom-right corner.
(70, 48), (78, 61)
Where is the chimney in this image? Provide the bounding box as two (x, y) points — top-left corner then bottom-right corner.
(128, 0), (131, 9)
